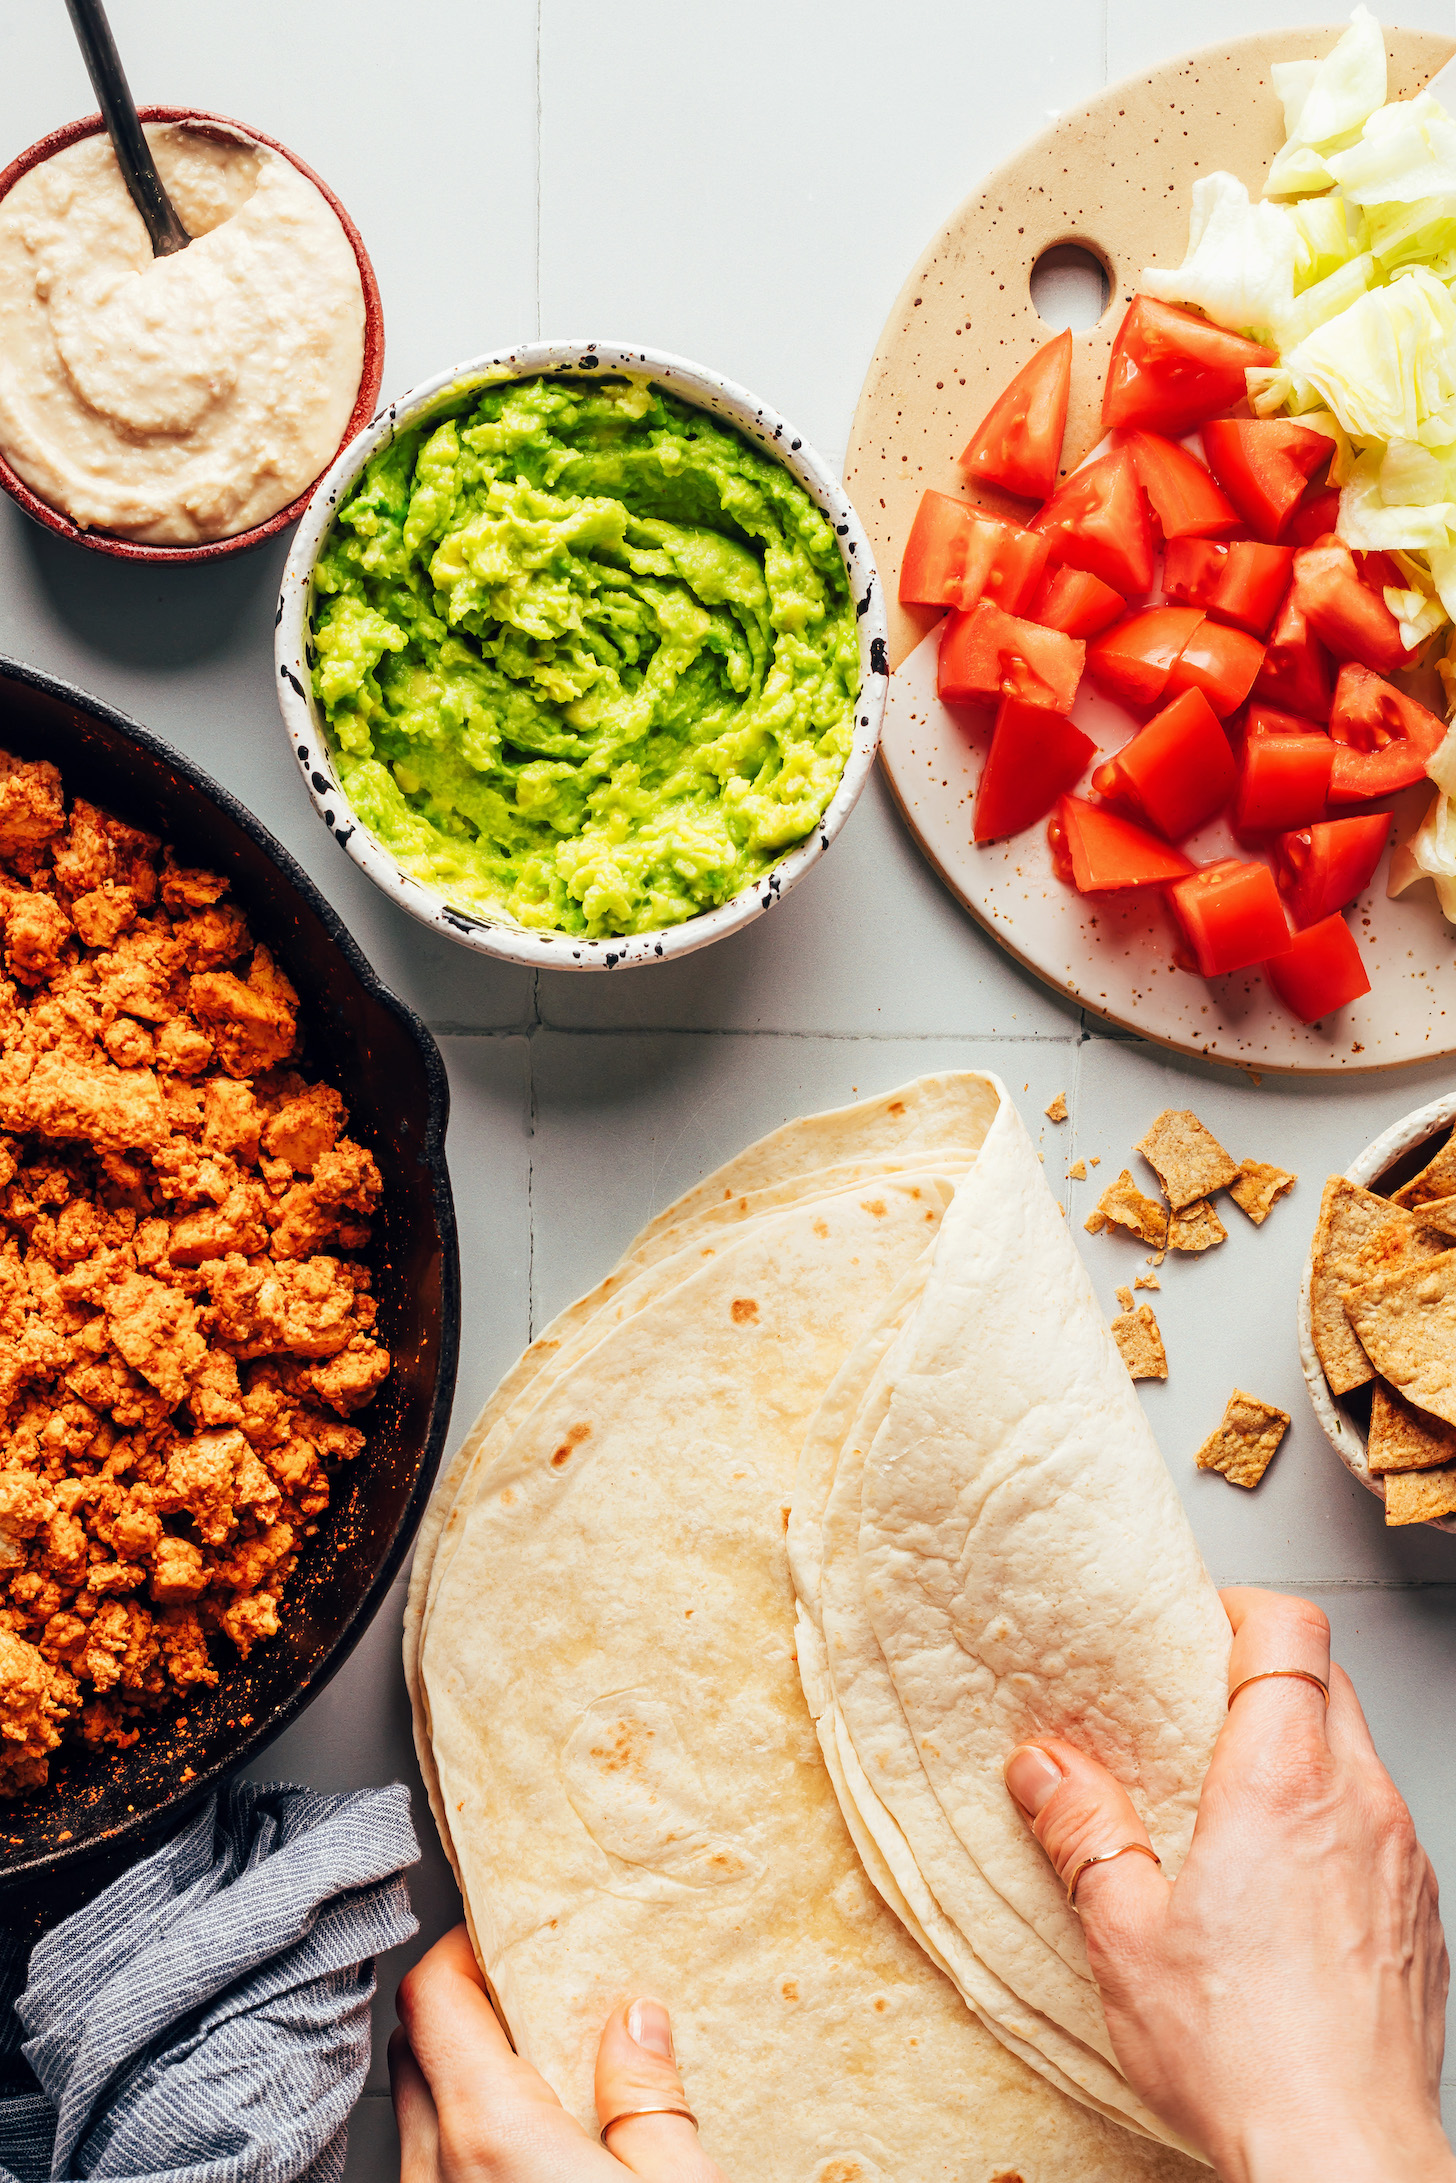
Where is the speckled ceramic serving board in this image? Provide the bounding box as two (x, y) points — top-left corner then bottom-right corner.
(847, 24), (1456, 1077)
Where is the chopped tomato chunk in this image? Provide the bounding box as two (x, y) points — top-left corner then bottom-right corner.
(1031, 445), (1155, 598)
(1326, 662), (1446, 801)
(1091, 687), (1236, 840)
(1027, 564), (1127, 639)
(1050, 795), (1196, 892)
(1168, 860), (1289, 977)
(1273, 814), (1390, 927)
(1233, 733), (1333, 836)
(1264, 914), (1370, 1023)
(899, 494), (1049, 613)
(1251, 593), (1333, 721)
(1245, 701), (1328, 737)
(937, 600), (1085, 713)
(1102, 297), (1275, 437)
(1293, 542), (1414, 676)
(1286, 487), (1342, 549)
(1200, 419), (1331, 542)
(1086, 606), (1204, 709)
(1125, 430), (1240, 540)
(1163, 619), (1265, 718)
(960, 329), (1073, 503)
(974, 696), (1096, 843)
(1163, 536), (1294, 637)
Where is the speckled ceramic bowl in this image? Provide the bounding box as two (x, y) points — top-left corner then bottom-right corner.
(275, 341), (887, 972)
(0, 107), (384, 563)
(1298, 1093), (1456, 1534)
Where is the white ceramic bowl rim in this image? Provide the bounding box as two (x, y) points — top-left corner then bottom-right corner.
(275, 340), (888, 970)
(1297, 1091), (1456, 1534)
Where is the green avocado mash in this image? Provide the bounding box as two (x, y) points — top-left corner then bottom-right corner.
(309, 374), (860, 938)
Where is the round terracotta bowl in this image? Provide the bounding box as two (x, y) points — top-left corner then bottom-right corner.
(0, 106), (384, 562)
(1298, 1092), (1456, 1535)
(276, 341), (888, 973)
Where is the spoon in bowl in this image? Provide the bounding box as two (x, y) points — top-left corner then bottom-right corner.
(63, 0), (190, 255)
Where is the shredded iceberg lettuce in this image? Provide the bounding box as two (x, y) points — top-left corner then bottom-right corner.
(1264, 6), (1388, 198)
(1140, 173), (1296, 341)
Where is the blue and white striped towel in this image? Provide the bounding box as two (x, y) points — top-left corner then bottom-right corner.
(0, 1780), (419, 2183)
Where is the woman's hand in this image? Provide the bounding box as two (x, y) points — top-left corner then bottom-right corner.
(391, 1925), (729, 2183)
(1005, 1586), (1454, 2183)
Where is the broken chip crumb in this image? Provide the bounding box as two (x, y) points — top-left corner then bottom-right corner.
(1112, 1304), (1168, 1381)
(1195, 1390), (1290, 1488)
(1084, 1211), (1108, 1235)
(1168, 1198), (1228, 1253)
(1045, 1092), (1068, 1122)
(1134, 1270), (1161, 1290)
(1383, 1462), (1456, 1525)
(1136, 1109), (1239, 1210)
(1367, 1382), (1456, 1475)
(1091, 1170), (1169, 1248)
(1068, 1158), (1087, 1181)
(1090, 1154), (1101, 1167)
(1116, 1285), (1134, 1312)
(1229, 1158), (1297, 1225)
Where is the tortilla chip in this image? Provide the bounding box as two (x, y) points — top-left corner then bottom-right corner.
(1134, 1271), (1160, 1290)
(1342, 1248), (1456, 1427)
(1116, 1285), (1134, 1312)
(1367, 1382), (1456, 1474)
(1412, 1192), (1456, 1241)
(1383, 1462), (1456, 1526)
(1112, 1305), (1167, 1381)
(1068, 1158), (1087, 1181)
(1089, 1170), (1169, 1248)
(1195, 1390), (1289, 1489)
(1346, 1213), (1448, 1285)
(1309, 1176), (1401, 1397)
(1045, 1093), (1068, 1123)
(1229, 1159), (1296, 1226)
(1391, 1133), (1456, 1212)
(1168, 1199), (1227, 1253)
(1135, 1109), (1239, 1210)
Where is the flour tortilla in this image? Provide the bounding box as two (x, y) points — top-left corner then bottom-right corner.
(406, 1073), (999, 1875)
(853, 1091), (1229, 2024)
(420, 1127), (1199, 2179)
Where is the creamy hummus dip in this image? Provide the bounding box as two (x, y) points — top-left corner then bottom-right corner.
(0, 123), (365, 543)
(309, 376), (859, 939)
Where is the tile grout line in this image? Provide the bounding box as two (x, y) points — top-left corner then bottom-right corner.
(534, 0), (545, 336)
(430, 1023), (1086, 1044)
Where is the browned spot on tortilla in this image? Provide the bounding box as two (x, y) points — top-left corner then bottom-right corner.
(873, 1996), (888, 2012)
(861, 1198), (887, 1217)
(886, 1100), (905, 1116)
(813, 1217), (829, 1238)
(781, 1978), (799, 2000)
(591, 1717), (656, 1777)
(731, 1297), (759, 1323)
(781, 1504), (791, 1531)
(551, 1420), (593, 1467)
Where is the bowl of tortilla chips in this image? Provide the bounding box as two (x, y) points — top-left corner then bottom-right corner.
(1299, 1093), (1456, 1533)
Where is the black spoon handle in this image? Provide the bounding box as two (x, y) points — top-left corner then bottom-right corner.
(63, 0), (190, 256)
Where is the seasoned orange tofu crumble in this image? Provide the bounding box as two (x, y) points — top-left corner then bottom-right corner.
(0, 751), (389, 1794)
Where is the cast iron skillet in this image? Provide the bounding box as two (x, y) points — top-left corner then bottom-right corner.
(0, 656), (459, 1932)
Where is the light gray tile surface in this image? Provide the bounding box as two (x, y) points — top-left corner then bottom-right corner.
(2, 0), (1455, 2171)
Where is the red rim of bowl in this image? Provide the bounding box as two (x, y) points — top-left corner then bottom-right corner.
(0, 105), (385, 562)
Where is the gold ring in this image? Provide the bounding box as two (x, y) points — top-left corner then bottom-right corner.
(1228, 1669), (1330, 1709)
(600, 2104), (699, 2144)
(1067, 1841), (1161, 1909)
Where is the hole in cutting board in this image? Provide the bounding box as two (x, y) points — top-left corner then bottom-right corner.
(1029, 244), (1110, 330)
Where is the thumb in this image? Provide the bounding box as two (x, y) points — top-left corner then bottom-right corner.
(594, 1999), (725, 2181)
(1004, 1738), (1169, 1953)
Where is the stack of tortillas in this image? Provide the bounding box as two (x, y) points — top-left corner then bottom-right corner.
(407, 1073), (1230, 2179)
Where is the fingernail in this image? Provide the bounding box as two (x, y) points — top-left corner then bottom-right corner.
(1005, 1744), (1063, 1817)
(627, 1999), (674, 2059)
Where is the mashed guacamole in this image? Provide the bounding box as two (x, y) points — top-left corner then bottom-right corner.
(309, 375), (860, 938)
